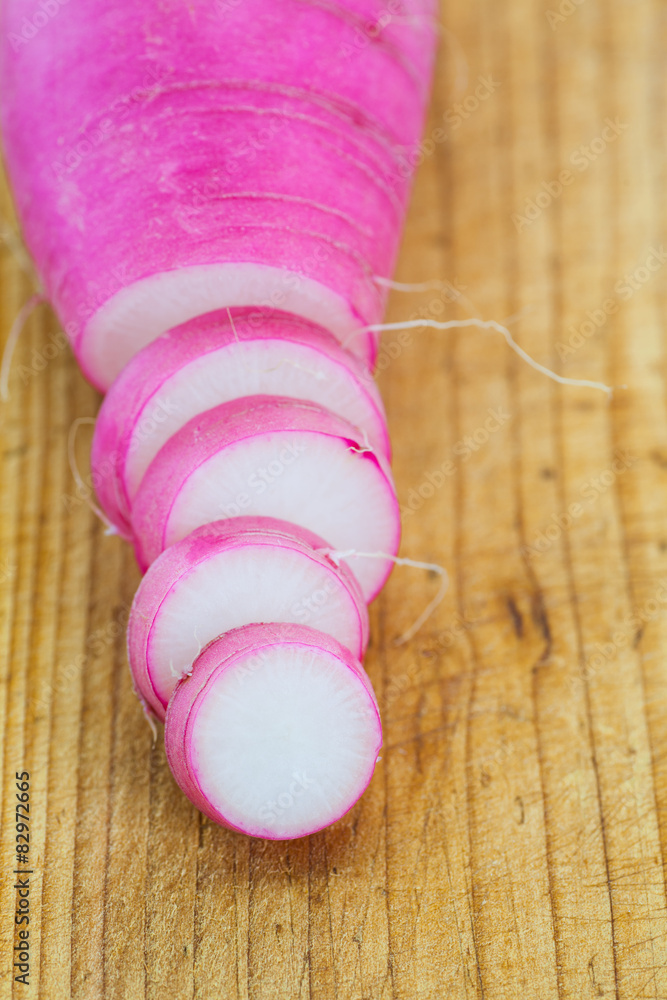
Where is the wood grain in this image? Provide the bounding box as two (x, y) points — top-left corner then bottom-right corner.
(2, 0), (667, 996)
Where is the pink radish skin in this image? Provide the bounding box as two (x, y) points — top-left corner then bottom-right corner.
(131, 395), (400, 600)
(92, 307), (390, 537)
(165, 622), (382, 840)
(128, 516), (369, 720)
(0, 0), (437, 388)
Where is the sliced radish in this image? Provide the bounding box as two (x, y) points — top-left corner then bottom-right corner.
(131, 396), (400, 601)
(164, 622), (382, 840)
(127, 516), (369, 720)
(92, 308), (389, 536)
(79, 261), (380, 392)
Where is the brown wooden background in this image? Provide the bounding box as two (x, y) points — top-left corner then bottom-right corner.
(3, 0), (667, 996)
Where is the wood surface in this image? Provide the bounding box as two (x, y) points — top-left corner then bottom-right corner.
(2, 0), (667, 996)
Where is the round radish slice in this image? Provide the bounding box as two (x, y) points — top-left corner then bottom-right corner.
(131, 396), (400, 601)
(128, 516), (369, 720)
(92, 308), (389, 537)
(80, 263), (380, 392)
(164, 623), (382, 840)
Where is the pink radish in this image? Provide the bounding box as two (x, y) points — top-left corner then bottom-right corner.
(165, 622), (382, 840)
(0, 0), (437, 389)
(92, 307), (390, 537)
(131, 395), (400, 600)
(128, 516), (369, 720)
(0, 0), (438, 837)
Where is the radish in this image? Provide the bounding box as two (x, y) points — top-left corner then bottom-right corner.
(131, 395), (400, 600)
(0, 0), (438, 837)
(91, 306), (390, 537)
(0, 0), (437, 389)
(164, 622), (382, 840)
(128, 516), (369, 721)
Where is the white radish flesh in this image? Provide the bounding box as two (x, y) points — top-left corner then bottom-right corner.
(164, 623), (382, 840)
(131, 396), (400, 601)
(92, 308), (389, 536)
(128, 517), (369, 720)
(81, 262), (379, 391)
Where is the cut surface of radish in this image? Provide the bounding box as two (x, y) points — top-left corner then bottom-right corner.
(80, 263), (379, 390)
(165, 623), (382, 840)
(131, 396), (400, 600)
(92, 308), (389, 536)
(128, 516), (369, 720)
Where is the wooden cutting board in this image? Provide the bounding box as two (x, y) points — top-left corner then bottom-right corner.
(2, 0), (667, 996)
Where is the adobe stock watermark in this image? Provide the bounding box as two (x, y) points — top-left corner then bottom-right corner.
(62, 445), (121, 515)
(397, 76), (501, 178)
(12, 277), (129, 389)
(400, 407), (511, 518)
(363, 277), (468, 383)
(61, 397), (179, 515)
(546, 0), (587, 29)
(477, 739), (520, 786)
(0, 558), (16, 585)
(291, 576), (338, 625)
(217, 440), (307, 518)
(512, 118), (629, 232)
(232, 648), (272, 688)
(7, 0), (70, 52)
(557, 246), (667, 360)
(257, 771), (316, 822)
(338, 0), (406, 61)
(125, 395), (181, 456)
(385, 613), (478, 704)
(570, 582), (667, 693)
(48, 66), (167, 182)
(175, 111), (289, 230)
(521, 449), (636, 557)
(14, 324), (74, 387)
(228, 243), (337, 325)
(66, 262), (132, 331)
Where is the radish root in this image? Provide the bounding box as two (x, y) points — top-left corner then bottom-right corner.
(373, 276), (461, 294)
(0, 292), (47, 402)
(323, 548), (448, 644)
(67, 416), (119, 534)
(357, 317), (617, 395)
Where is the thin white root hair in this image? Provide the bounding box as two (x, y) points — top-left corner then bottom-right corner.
(130, 679), (160, 744)
(370, 275), (484, 326)
(362, 317), (616, 395)
(144, 705), (159, 746)
(0, 292), (47, 402)
(323, 548), (449, 645)
(67, 416), (119, 535)
(347, 426), (374, 455)
(373, 276), (458, 293)
(500, 304), (536, 326)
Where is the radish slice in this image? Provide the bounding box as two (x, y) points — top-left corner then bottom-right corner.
(164, 622), (382, 840)
(92, 307), (389, 536)
(131, 396), (400, 601)
(128, 516), (369, 720)
(81, 263), (379, 390)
